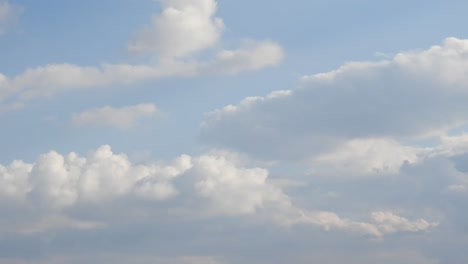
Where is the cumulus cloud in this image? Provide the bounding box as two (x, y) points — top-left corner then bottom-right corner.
(0, 145), (192, 210)
(200, 38), (468, 160)
(0, 0), (20, 36)
(71, 103), (159, 129)
(0, 0), (283, 107)
(191, 153), (291, 215)
(0, 145), (435, 239)
(129, 0), (224, 59)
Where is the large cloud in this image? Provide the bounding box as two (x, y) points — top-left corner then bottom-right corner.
(0, 0), (283, 108)
(0, 145), (433, 238)
(0, 145), (456, 263)
(200, 38), (468, 160)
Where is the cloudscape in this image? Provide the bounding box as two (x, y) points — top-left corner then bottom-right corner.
(1, 0), (468, 263)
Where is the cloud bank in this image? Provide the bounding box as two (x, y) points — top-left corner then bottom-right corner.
(201, 38), (468, 160)
(0, 145), (435, 239)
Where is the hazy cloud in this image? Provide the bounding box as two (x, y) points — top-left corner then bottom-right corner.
(71, 103), (159, 129)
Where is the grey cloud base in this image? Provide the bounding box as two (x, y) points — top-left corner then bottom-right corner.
(0, 145), (444, 263)
(200, 38), (468, 160)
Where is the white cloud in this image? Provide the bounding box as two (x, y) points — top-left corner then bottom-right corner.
(312, 138), (424, 176)
(1, 145), (192, 210)
(71, 103), (159, 129)
(281, 209), (436, 238)
(0, 145), (436, 239)
(0, 0), (20, 36)
(371, 211), (438, 234)
(204, 40), (284, 75)
(308, 134), (468, 177)
(188, 152), (436, 238)
(191, 153), (291, 215)
(129, 0), (224, 59)
(0, 62), (198, 101)
(0, 40), (283, 104)
(200, 38), (468, 160)
(0, 1), (283, 108)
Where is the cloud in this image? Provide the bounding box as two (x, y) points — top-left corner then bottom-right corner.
(129, 0), (224, 59)
(0, 1), (283, 108)
(191, 153), (291, 215)
(70, 103), (159, 129)
(311, 138), (424, 176)
(188, 151), (437, 238)
(0, 145), (435, 239)
(371, 211), (437, 234)
(305, 133), (468, 179)
(0, 40), (283, 103)
(203, 40), (284, 75)
(0, 0), (20, 36)
(0, 62), (198, 101)
(280, 209), (437, 238)
(0, 145), (192, 210)
(200, 38), (468, 160)
(1, 145), (454, 263)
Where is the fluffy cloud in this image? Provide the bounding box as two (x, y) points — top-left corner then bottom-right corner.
(71, 103), (159, 129)
(129, 0), (224, 59)
(0, 145), (434, 239)
(200, 38), (468, 160)
(0, 145), (452, 264)
(0, 0), (20, 36)
(0, 0), (283, 108)
(191, 153), (291, 215)
(0, 145), (192, 209)
(189, 152), (437, 237)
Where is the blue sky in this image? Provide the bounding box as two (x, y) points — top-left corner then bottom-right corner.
(1, 0), (468, 263)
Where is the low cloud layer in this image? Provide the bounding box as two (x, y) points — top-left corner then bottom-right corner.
(0, 145), (435, 239)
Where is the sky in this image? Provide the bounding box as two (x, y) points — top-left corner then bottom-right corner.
(1, 0), (468, 263)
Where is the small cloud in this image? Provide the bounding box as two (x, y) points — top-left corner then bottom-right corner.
(71, 103), (159, 129)
(0, 0), (21, 36)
